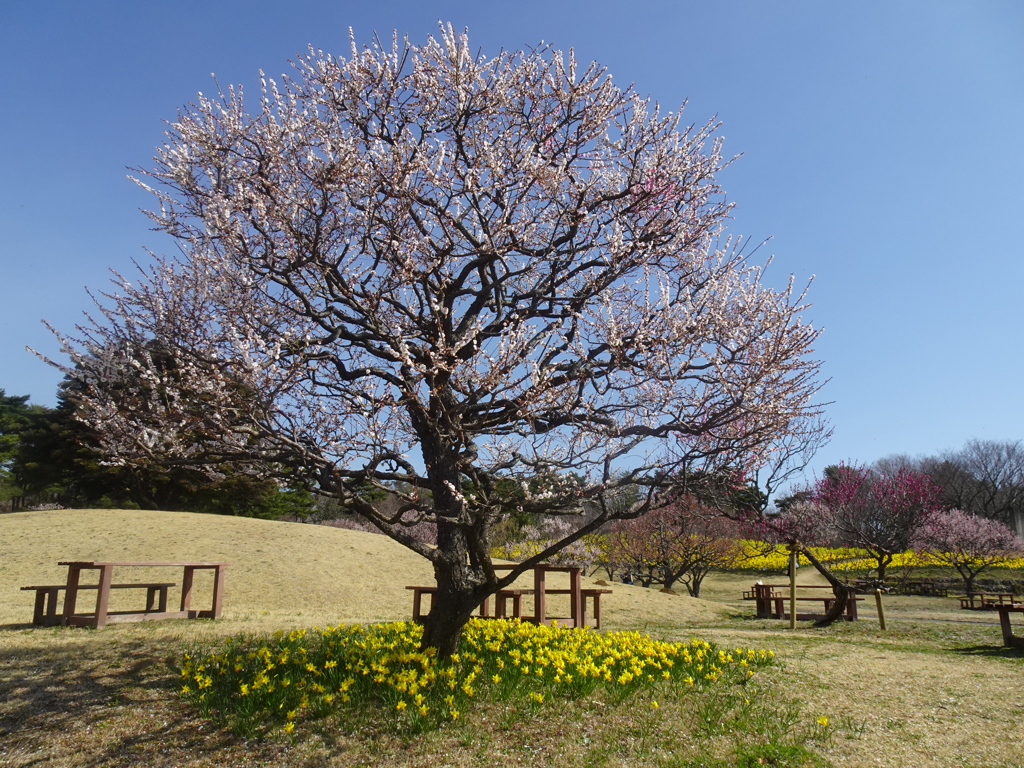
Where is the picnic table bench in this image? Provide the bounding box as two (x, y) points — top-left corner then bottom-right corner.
(745, 583), (863, 621)
(407, 564), (612, 629)
(846, 579), (946, 597)
(959, 592), (1020, 610)
(898, 581), (948, 597)
(23, 561), (230, 629)
(22, 581), (176, 626)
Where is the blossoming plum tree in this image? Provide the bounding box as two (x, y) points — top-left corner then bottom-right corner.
(912, 509), (1024, 593)
(47, 26), (826, 655)
(810, 464), (943, 582)
(737, 465), (940, 627)
(607, 495), (742, 596)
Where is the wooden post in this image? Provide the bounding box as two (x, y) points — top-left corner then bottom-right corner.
(789, 545), (797, 630)
(569, 567), (582, 628)
(93, 564), (114, 629)
(534, 566), (547, 625)
(875, 589), (887, 631)
(180, 566), (195, 613)
(210, 564), (226, 618)
(63, 564), (83, 625)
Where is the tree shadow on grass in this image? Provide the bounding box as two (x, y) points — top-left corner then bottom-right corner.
(0, 631), (278, 768)
(949, 644), (1024, 659)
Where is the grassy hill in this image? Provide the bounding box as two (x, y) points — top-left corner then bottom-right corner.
(0, 508), (729, 632)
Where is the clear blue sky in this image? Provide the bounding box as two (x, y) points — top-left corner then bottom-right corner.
(1, 1), (1022, 485)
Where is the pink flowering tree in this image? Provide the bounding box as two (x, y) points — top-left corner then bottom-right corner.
(44, 25), (826, 656)
(608, 495), (741, 596)
(723, 464), (940, 627)
(912, 509), (1024, 593)
(810, 464), (943, 583)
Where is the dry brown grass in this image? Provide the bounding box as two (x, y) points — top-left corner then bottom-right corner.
(1, 509), (1022, 767)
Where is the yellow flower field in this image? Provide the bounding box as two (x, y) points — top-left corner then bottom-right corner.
(179, 618), (775, 735)
(736, 542), (1024, 573)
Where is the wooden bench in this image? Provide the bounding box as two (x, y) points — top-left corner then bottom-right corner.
(581, 588), (613, 629)
(406, 586), (529, 621)
(21, 582), (175, 626)
(898, 581), (948, 597)
(743, 588), (782, 600)
(26, 561), (231, 628)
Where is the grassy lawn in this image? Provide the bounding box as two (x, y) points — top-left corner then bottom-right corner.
(1, 509), (1022, 767)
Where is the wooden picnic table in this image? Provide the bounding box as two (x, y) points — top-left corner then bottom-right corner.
(745, 583), (862, 621)
(24, 561), (231, 629)
(407, 563), (612, 629)
(959, 592), (1020, 610)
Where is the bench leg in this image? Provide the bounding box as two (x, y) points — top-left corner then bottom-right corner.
(534, 568), (547, 625)
(93, 565), (114, 629)
(570, 569), (582, 628)
(32, 589), (52, 625)
(591, 594), (602, 629)
(63, 565), (81, 625)
(180, 567), (195, 613)
(210, 565), (225, 619)
(31, 590), (45, 625)
(1000, 610), (1015, 647)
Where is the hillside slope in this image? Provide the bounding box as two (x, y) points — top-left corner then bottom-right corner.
(0, 509), (730, 631)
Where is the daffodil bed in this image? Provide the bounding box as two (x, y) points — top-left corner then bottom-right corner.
(179, 618), (775, 736)
(737, 543), (1024, 573)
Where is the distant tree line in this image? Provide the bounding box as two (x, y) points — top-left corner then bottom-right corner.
(0, 382), (313, 518)
(774, 443), (1024, 541)
(873, 441), (1024, 537)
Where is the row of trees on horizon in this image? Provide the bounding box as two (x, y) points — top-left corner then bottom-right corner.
(0, 384), (314, 518)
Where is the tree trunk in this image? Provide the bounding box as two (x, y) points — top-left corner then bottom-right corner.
(420, 580), (481, 658)
(419, 516), (488, 659)
(874, 553), (894, 583)
(960, 567), (976, 595)
(686, 567), (709, 598)
(413, 414), (490, 659)
(799, 546), (855, 627)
